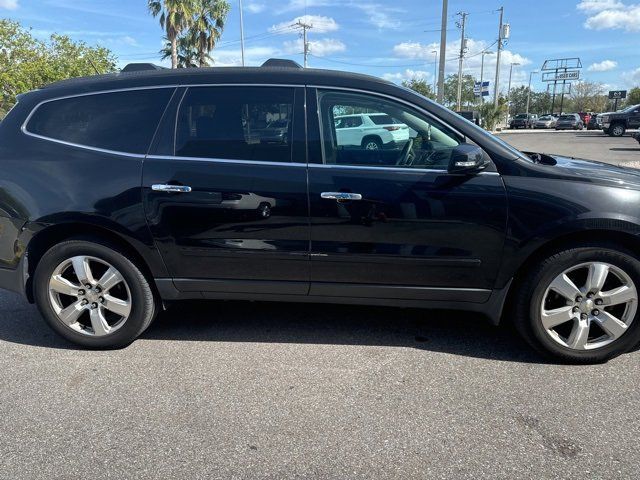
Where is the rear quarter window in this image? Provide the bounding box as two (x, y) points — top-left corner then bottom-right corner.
(25, 88), (174, 154)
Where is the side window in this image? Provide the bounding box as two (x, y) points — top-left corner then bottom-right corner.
(175, 86), (295, 162)
(26, 88), (174, 154)
(318, 90), (463, 169)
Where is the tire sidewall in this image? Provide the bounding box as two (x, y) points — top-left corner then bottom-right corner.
(525, 247), (640, 361)
(33, 240), (153, 348)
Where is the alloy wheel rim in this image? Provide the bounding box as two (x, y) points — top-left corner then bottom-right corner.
(613, 125), (624, 136)
(365, 142), (379, 150)
(48, 255), (131, 337)
(540, 262), (637, 350)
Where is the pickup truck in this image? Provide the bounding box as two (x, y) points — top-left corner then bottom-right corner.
(601, 104), (640, 136)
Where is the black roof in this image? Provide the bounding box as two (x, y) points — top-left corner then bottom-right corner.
(41, 59), (394, 94)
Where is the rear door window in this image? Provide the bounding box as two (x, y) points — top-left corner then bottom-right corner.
(175, 86), (297, 163)
(26, 88), (174, 154)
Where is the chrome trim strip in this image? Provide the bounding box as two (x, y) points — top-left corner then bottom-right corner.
(308, 163), (499, 175)
(146, 154), (306, 168)
(20, 130), (147, 158)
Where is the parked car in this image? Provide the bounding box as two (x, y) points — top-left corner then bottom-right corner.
(587, 114), (601, 130)
(3, 59), (640, 363)
(601, 104), (640, 137)
(633, 131), (640, 145)
(534, 115), (557, 129)
(509, 113), (537, 129)
(334, 112), (410, 150)
(555, 114), (584, 130)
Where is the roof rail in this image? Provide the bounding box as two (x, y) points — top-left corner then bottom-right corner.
(121, 63), (167, 73)
(261, 58), (303, 69)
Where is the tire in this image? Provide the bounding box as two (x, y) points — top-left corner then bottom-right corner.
(33, 238), (156, 348)
(513, 244), (640, 363)
(257, 202), (271, 219)
(361, 137), (382, 150)
(610, 123), (626, 137)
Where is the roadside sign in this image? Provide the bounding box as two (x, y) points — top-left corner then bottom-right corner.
(542, 70), (580, 82)
(474, 81), (490, 97)
(608, 90), (627, 99)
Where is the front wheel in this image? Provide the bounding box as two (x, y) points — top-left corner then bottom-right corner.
(513, 245), (640, 363)
(33, 239), (156, 348)
(610, 123), (626, 137)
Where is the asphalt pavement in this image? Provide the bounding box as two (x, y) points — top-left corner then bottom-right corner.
(1, 129), (640, 479)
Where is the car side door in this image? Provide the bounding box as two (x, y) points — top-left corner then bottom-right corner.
(306, 87), (508, 302)
(142, 85), (310, 296)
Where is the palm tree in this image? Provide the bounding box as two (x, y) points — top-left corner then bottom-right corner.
(160, 36), (201, 68)
(189, 0), (230, 67)
(147, 0), (195, 69)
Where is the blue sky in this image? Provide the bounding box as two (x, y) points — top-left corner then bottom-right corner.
(2, 0), (639, 93)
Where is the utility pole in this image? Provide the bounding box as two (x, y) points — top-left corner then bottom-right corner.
(295, 20), (312, 68)
(436, 0), (448, 104)
(525, 70), (538, 117)
(456, 11), (468, 112)
(480, 51), (494, 104)
(239, 0), (245, 66)
(493, 6), (504, 107)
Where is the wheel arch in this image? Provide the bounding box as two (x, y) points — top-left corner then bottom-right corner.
(500, 228), (640, 325)
(24, 221), (164, 303)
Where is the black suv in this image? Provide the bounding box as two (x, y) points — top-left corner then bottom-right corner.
(2, 60), (640, 363)
(509, 113), (537, 129)
(601, 104), (640, 136)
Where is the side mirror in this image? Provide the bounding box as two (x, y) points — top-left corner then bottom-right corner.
(447, 144), (489, 174)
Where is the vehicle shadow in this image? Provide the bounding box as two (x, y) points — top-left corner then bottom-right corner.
(610, 147), (640, 152)
(0, 292), (544, 363)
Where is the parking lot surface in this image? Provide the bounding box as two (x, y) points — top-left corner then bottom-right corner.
(497, 129), (640, 166)
(1, 288), (639, 479)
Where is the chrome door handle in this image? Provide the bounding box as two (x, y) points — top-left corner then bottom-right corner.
(321, 192), (362, 201)
(151, 184), (192, 193)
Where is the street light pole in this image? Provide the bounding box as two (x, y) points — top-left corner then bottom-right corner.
(456, 11), (468, 111)
(493, 6), (504, 107)
(431, 50), (438, 95)
(480, 51), (494, 104)
(525, 70), (538, 117)
(507, 62), (520, 117)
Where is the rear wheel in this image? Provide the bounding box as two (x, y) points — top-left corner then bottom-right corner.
(33, 239), (156, 348)
(361, 136), (382, 150)
(514, 245), (640, 363)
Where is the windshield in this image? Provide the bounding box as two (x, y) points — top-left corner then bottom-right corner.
(515, 114), (527, 119)
(539, 116), (551, 121)
(621, 104), (639, 113)
(559, 115), (574, 120)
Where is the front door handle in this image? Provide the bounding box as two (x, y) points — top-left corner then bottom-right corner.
(321, 192), (362, 201)
(151, 184), (192, 193)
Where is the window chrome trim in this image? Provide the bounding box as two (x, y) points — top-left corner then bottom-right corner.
(20, 83), (302, 158)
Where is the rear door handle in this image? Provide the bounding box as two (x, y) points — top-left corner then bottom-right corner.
(151, 184), (192, 193)
(320, 192), (362, 201)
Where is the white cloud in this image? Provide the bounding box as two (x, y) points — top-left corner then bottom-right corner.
(0, 0), (18, 10)
(211, 46), (280, 67)
(382, 69), (431, 83)
(391, 38), (532, 91)
(121, 36), (138, 47)
(277, 1), (402, 30)
(353, 4), (402, 29)
(270, 15), (339, 34)
(577, 0), (625, 12)
(588, 59), (618, 71)
(621, 67), (640, 86)
(278, 0), (335, 13)
(283, 37), (346, 56)
(245, 2), (266, 14)
(578, 0), (640, 31)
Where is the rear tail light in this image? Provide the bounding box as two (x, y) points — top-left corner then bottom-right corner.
(384, 126), (400, 131)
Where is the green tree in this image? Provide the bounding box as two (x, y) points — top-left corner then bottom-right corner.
(443, 74), (475, 110)
(190, 0), (230, 67)
(570, 81), (606, 112)
(508, 86), (533, 115)
(161, 35), (200, 68)
(0, 19), (116, 118)
(627, 87), (640, 106)
(148, 0), (195, 69)
(401, 77), (435, 100)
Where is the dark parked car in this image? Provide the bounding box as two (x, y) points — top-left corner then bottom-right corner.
(587, 114), (601, 130)
(634, 131), (640, 145)
(2, 59), (640, 363)
(601, 104), (640, 137)
(509, 113), (537, 129)
(555, 114), (584, 130)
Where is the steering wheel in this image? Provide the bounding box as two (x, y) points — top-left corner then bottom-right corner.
(396, 138), (415, 166)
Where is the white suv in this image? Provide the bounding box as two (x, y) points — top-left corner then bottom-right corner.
(334, 113), (410, 150)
